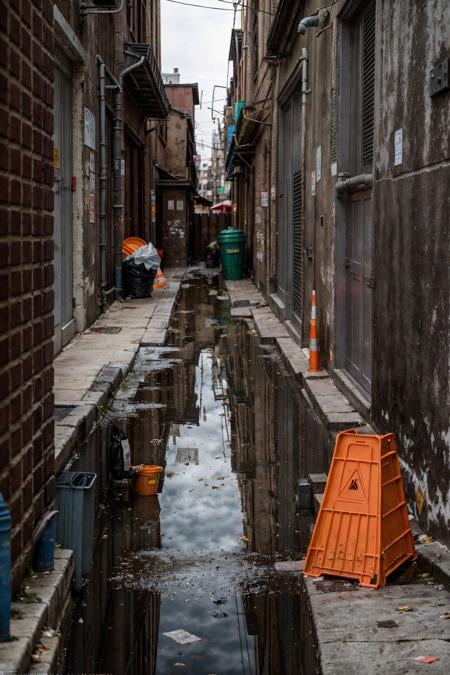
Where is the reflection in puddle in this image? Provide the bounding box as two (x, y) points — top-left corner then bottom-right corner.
(65, 275), (311, 675)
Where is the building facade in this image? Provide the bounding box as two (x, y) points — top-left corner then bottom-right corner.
(157, 79), (199, 265)
(225, 0), (450, 544)
(0, 0), (167, 588)
(0, 0), (56, 591)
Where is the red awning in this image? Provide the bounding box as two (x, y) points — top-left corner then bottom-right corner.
(210, 199), (232, 213)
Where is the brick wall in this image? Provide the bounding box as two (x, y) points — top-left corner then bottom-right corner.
(0, 0), (55, 592)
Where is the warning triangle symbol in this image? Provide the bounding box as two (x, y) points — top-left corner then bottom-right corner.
(338, 467), (367, 503)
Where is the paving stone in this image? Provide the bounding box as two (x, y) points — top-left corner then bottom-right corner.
(231, 307), (253, 317)
(305, 578), (450, 673)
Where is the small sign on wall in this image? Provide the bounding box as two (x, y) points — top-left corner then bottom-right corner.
(261, 191), (269, 208)
(316, 146), (322, 182)
(394, 128), (403, 166)
(168, 199), (175, 210)
(176, 200), (184, 211)
(84, 107), (96, 150)
(311, 171), (316, 196)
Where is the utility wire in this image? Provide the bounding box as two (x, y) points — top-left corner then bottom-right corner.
(214, 0), (274, 14)
(165, 0), (234, 11)
(164, 0), (274, 15)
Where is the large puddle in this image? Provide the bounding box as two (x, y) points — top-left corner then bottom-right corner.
(64, 274), (313, 674)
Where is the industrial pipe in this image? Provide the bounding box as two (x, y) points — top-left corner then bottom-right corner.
(335, 173), (373, 195)
(97, 55), (121, 302)
(0, 493), (11, 642)
(298, 15), (320, 34)
(112, 56), (146, 295)
(298, 9), (330, 35)
(81, 0), (125, 15)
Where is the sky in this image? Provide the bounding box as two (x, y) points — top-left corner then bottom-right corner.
(161, 0), (239, 163)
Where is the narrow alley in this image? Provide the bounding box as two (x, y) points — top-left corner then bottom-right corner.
(63, 273), (308, 674)
(1, 1), (449, 674)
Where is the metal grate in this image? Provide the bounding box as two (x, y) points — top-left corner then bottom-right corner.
(292, 170), (304, 323)
(361, 1), (376, 171)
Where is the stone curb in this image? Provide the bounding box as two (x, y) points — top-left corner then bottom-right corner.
(0, 550), (74, 675)
(54, 275), (183, 473)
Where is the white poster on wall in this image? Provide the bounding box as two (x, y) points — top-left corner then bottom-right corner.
(394, 128), (403, 166)
(84, 107), (96, 150)
(316, 146), (322, 182)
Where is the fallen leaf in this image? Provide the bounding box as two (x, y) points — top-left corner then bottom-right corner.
(413, 656), (439, 664)
(397, 605), (413, 613)
(240, 536), (250, 544)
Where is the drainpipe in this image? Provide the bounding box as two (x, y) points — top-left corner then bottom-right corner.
(112, 56), (146, 295)
(98, 61), (108, 303)
(97, 56), (121, 303)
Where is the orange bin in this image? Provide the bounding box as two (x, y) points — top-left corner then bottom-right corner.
(122, 237), (146, 259)
(132, 465), (163, 497)
(304, 430), (416, 588)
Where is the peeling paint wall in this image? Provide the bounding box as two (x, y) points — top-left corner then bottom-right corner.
(372, 0), (450, 544)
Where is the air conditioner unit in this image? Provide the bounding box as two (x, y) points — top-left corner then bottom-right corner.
(81, 0), (122, 9)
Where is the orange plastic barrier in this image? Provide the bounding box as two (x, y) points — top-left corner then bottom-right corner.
(153, 267), (167, 289)
(132, 465), (163, 496)
(304, 430), (416, 588)
(122, 237), (146, 259)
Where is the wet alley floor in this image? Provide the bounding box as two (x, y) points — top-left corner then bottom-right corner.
(64, 272), (312, 675)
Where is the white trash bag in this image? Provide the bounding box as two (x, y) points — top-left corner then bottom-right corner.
(125, 242), (161, 271)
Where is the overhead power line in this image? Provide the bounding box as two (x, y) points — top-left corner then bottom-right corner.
(165, 0), (234, 11)
(164, 0), (274, 15)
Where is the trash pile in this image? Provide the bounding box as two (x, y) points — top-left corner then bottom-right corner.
(205, 240), (220, 268)
(122, 242), (161, 298)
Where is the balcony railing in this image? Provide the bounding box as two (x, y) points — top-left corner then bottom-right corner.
(124, 43), (170, 119)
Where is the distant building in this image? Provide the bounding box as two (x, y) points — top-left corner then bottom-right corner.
(162, 67), (181, 84)
(157, 78), (200, 265)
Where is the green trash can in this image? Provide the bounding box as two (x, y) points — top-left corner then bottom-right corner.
(218, 228), (246, 280)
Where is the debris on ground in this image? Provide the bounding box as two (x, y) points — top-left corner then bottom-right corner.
(396, 605), (413, 612)
(163, 630), (202, 645)
(413, 656), (439, 664)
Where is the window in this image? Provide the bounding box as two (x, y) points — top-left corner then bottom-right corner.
(352, 1), (376, 173)
(127, 0), (146, 42)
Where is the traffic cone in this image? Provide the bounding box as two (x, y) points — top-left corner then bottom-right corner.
(308, 289), (320, 372)
(153, 267), (167, 289)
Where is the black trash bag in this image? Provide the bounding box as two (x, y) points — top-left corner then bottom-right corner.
(123, 259), (157, 299)
(110, 426), (140, 479)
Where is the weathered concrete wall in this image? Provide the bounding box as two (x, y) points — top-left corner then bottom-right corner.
(165, 86), (196, 118)
(54, 2), (162, 329)
(165, 111), (188, 178)
(372, 0), (450, 543)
